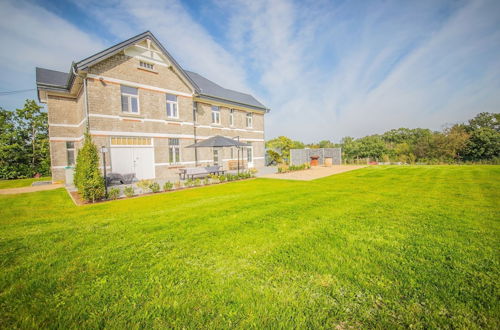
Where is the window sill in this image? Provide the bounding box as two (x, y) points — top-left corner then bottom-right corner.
(211, 124), (223, 127)
(137, 66), (158, 74)
(120, 113), (144, 119)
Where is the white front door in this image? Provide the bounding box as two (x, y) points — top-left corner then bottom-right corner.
(111, 147), (155, 180)
(247, 146), (254, 168)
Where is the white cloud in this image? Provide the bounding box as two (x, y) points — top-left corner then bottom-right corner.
(69, 0), (252, 94)
(0, 0), (105, 110)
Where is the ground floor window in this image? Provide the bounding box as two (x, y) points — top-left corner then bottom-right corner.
(247, 143), (253, 163)
(66, 141), (75, 166)
(213, 149), (219, 165)
(169, 138), (180, 164)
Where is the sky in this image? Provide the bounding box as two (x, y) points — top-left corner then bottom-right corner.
(0, 0), (499, 142)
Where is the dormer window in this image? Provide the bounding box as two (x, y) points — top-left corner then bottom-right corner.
(139, 61), (154, 71)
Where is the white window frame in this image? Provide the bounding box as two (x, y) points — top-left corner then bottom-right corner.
(246, 112), (253, 128)
(166, 94), (179, 119)
(139, 61), (155, 71)
(66, 141), (75, 166)
(121, 86), (140, 114)
(211, 106), (221, 125)
(213, 149), (219, 165)
(168, 138), (181, 164)
(229, 109), (234, 126)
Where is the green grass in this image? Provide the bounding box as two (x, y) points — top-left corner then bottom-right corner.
(0, 177), (51, 189)
(0, 166), (498, 328)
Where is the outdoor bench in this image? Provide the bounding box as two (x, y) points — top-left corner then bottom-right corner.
(179, 166), (224, 180)
(106, 173), (136, 185)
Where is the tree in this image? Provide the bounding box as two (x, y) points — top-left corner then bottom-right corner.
(74, 133), (105, 202)
(266, 136), (304, 164)
(462, 112), (500, 161)
(0, 100), (50, 179)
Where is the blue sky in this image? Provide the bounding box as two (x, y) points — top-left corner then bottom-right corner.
(1, 0), (499, 142)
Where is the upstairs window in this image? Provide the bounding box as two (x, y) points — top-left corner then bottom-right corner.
(66, 141), (75, 166)
(229, 109), (234, 126)
(139, 61), (154, 70)
(166, 94), (178, 118)
(246, 112), (253, 128)
(121, 85), (139, 114)
(211, 106), (220, 124)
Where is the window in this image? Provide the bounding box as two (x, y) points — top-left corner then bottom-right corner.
(166, 94), (178, 118)
(169, 138), (180, 164)
(139, 61), (154, 70)
(246, 142), (253, 163)
(229, 109), (234, 126)
(121, 85), (139, 113)
(66, 141), (75, 166)
(246, 112), (253, 128)
(211, 106), (220, 124)
(111, 137), (151, 145)
(213, 149), (219, 165)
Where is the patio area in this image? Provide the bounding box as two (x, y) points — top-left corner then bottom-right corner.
(259, 165), (366, 181)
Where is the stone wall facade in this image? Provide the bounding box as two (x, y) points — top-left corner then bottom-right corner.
(45, 52), (266, 183)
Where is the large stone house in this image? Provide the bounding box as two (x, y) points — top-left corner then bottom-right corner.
(35, 31), (269, 184)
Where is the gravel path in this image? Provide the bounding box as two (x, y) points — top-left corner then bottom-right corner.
(0, 184), (64, 195)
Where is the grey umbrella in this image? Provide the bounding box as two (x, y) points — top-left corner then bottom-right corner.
(186, 135), (250, 173)
(186, 135), (250, 148)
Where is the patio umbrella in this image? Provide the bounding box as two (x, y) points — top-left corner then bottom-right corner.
(186, 135), (250, 148)
(186, 135), (250, 173)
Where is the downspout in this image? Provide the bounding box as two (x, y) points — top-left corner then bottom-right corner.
(193, 101), (198, 166)
(72, 66), (90, 132)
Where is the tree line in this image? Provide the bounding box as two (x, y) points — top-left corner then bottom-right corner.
(266, 112), (499, 164)
(0, 100), (50, 179)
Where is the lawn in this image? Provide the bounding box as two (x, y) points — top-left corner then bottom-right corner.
(0, 176), (51, 189)
(0, 166), (498, 328)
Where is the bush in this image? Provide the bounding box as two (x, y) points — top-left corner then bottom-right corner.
(108, 187), (120, 200)
(123, 186), (135, 197)
(163, 181), (173, 191)
(248, 168), (258, 177)
(149, 182), (160, 193)
(74, 133), (105, 202)
(194, 178), (201, 186)
(219, 175), (226, 182)
(277, 164), (289, 173)
(137, 179), (153, 193)
(185, 179), (194, 187)
(208, 174), (219, 183)
(203, 177), (210, 185)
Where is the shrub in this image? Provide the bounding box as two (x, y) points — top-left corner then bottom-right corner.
(185, 179), (194, 187)
(123, 186), (135, 197)
(219, 175), (226, 182)
(163, 181), (173, 191)
(74, 133), (105, 202)
(208, 174), (219, 183)
(248, 168), (258, 177)
(149, 182), (160, 193)
(203, 177), (210, 185)
(277, 164), (289, 173)
(137, 179), (153, 193)
(108, 187), (120, 200)
(194, 178), (201, 186)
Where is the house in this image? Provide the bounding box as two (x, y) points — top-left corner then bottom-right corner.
(35, 31), (269, 184)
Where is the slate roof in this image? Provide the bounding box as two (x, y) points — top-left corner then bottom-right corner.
(35, 31), (268, 111)
(35, 67), (70, 89)
(185, 71), (266, 110)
